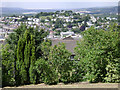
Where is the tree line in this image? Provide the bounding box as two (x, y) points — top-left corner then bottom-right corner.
(1, 23), (120, 87)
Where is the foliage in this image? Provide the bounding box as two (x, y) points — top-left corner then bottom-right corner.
(2, 23), (120, 87)
(2, 24), (48, 86)
(2, 44), (15, 86)
(34, 58), (58, 84)
(16, 29), (36, 84)
(48, 43), (73, 83)
(75, 25), (120, 83)
(54, 18), (64, 29)
(72, 28), (82, 34)
(69, 61), (85, 83)
(18, 16), (28, 22)
(35, 12), (54, 18)
(41, 39), (52, 60)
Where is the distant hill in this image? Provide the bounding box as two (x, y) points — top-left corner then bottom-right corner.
(2, 6), (118, 16)
(76, 6), (118, 14)
(86, 6), (118, 14)
(2, 7), (58, 16)
(2, 7), (24, 15)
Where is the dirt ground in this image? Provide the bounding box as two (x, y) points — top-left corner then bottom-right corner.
(4, 83), (119, 88)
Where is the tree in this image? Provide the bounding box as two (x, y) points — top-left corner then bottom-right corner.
(54, 19), (64, 28)
(48, 43), (73, 83)
(2, 44), (15, 86)
(16, 29), (36, 84)
(75, 25), (120, 83)
(2, 25), (48, 86)
(4, 24), (27, 86)
(72, 28), (82, 34)
(41, 39), (52, 60)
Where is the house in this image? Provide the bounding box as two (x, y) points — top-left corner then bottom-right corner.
(28, 21), (32, 25)
(60, 31), (74, 38)
(72, 26), (78, 29)
(106, 17), (112, 20)
(66, 19), (71, 22)
(58, 16), (64, 18)
(0, 36), (5, 42)
(28, 18), (33, 21)
(47, 30), (54, 39)
(112, 18), (117, 20)
(63, 24), (67, 27)
(50, 36), (81, 60)
(51, 19), (56, 21)
(91, 16), (97, 23)
(45, 19), (49, 22)
(87, 21), (94, 27)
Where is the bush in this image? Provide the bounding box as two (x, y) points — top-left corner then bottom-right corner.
(34, 58), (59, 85)
(69, 61), (85, 83)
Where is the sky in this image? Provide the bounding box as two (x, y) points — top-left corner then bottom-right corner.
(1, 0), (119, 9)
(1, 0), (120, 2)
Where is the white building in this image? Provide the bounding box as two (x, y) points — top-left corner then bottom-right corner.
(106, 17), (112, 20)
(60, 31), (74, 38)
(87, 21), (94, 27)
(90, 16), (97, 22)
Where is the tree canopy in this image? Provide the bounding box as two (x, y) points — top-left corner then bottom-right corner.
(75, 24), (120, 83)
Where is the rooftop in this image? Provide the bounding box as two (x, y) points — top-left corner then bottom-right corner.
(51, 36), (81, 54)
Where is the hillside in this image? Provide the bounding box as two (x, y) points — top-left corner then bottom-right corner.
(2, 7), (58, 16)
(2, 6), (118, 16)
(75, 6), (118, 14)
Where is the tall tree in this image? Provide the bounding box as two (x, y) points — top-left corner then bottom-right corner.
(2, 24), (48, 86)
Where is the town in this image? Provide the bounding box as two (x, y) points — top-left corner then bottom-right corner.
(0, 10), (117, 42)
